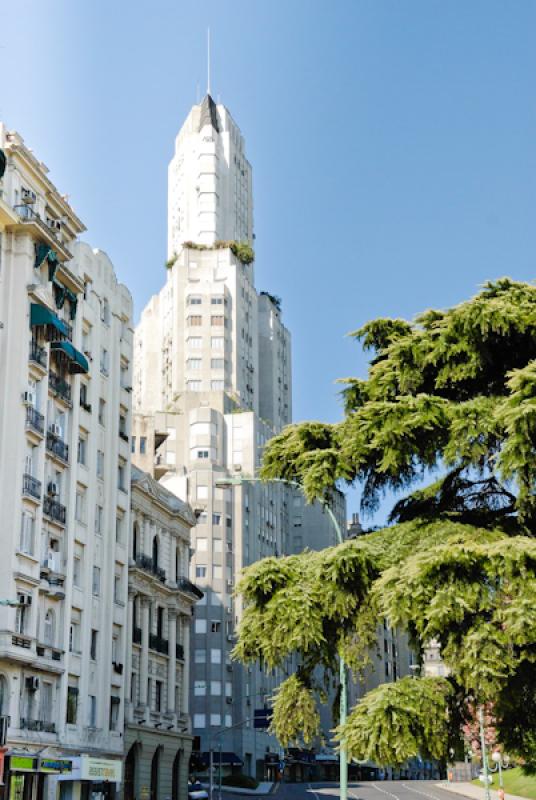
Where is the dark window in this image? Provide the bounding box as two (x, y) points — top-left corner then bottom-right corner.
(90, 629), (98, 660)
(66, 686), (78, 724)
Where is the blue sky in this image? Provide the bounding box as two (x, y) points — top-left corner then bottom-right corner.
(2, 1), (535, 525)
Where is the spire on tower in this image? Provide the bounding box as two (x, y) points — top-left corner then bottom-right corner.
(207, 27), (211, 96)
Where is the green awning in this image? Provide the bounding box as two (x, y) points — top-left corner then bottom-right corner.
(30, 303), (70, 339)
(50, 341), (89, 374)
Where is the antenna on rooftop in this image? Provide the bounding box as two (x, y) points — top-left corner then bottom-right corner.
(207, 27), (211, 96)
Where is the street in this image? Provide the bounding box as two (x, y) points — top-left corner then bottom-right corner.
(222, 783), (468, 800)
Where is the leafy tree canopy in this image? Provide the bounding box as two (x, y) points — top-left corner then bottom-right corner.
(235, 280), (536, 766)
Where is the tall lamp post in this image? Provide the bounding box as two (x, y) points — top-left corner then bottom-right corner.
(490, 750), (509, 794)
(215, 476), (348, 800)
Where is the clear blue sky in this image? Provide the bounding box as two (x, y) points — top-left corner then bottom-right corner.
(2, 1), (535, 525)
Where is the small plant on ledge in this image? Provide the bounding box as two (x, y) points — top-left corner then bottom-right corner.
(181, 240), (255, 265)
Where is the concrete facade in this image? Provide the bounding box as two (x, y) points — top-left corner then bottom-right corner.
(124, 467), (200, 800)
(0, 127), (133, 800)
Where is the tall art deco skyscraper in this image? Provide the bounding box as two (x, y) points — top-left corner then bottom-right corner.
(133, 94), (344, 775)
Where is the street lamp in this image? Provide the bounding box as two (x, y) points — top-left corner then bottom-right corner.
(490, 750), (510, 792)
(215, 475), (348, 800)
(478, 706), (493, 800)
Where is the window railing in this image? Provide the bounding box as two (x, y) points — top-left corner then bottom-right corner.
(29, 341), (47, 369)
(20, 718), (56, 733)
(25, 405), (45, 435)
(43, 496), (66, 525)
(22, 473), (41, 500)
(49, 371), (72, 405)
(46, 432), (69, 463)
(149, 633), (169, 655)
(176, 576), (204, 599)
(133, 554), (166, 582)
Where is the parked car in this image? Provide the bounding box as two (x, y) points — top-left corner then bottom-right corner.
(188, 782), (208, 800)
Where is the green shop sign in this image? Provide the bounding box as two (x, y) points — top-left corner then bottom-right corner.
(10, 756), (36, 771)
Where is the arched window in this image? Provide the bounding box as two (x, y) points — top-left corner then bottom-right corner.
(132, 522), (138, 559)
(172, 750), (182, 800)
(44, 610), (55, 646)
(150, 747), (161, 800)
(152, 536), (159, 568)
(124, 744), (138, 800)
(0, 675), (8, 716)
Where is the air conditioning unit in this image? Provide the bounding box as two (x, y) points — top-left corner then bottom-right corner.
(226, 634), (234, 642)
(22, 390), (35, 407)
(18, 594), (32, 607)
(25, 676), (39, 692)
(21, 189), (36, 205)
(48, 423), (62, 438)
(226, 606), (232, 614)
(43, 557), (57, 572)
(47, 482), (59, 497)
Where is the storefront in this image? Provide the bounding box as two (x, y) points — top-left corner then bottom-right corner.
(57, 756), (122, 800)
(1, 755), (72, 800)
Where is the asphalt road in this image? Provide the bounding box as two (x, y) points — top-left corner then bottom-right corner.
(222, 782), (469, 800)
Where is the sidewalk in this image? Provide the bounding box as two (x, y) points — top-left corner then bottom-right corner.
(205, 782), (277, 796)
(437, 781), (529, 800)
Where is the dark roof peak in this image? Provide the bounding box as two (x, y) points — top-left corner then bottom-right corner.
(198, 93), (220, 133)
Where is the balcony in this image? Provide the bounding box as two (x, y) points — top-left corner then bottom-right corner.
(46, 432), (69, 464)
(29, 341), (47, 370)
(25, 406), (45, 436)
(176, 576), (204, 600)
(36, 645), (62, 662)
(133, 627), (142, 645)
(12, 204), (72, 262)
(20, 718), (56, 733)
(176, 643), (185, 661)
(49, 371), (72, 406)
(22, 473), (41, 501)
(133, 554), (166, 583)
(43, 496), (66, 526)
(149, 633), (169, 655)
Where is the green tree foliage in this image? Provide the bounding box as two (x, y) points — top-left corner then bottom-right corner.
(235, 280), (536, 766)
(335, 677), (452, 765)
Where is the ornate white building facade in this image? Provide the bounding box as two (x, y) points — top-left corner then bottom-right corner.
(0, 127), (132, 800)
(124, 467), (201, 800)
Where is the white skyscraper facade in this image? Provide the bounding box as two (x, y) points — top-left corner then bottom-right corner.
(133, 94), (344, 777)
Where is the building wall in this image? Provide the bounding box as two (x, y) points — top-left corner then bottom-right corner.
(0, 125), (132, 795)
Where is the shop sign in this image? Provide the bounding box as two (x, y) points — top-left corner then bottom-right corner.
(39, 759), (72, 774)
(80, 756), (122, 783)
(9, 757), (37, 772)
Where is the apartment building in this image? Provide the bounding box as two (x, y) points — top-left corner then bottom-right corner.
(124, 466), (201, 800)
(0, 127), (132, 800)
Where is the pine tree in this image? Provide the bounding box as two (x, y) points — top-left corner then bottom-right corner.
(234, 279), (536, 766)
